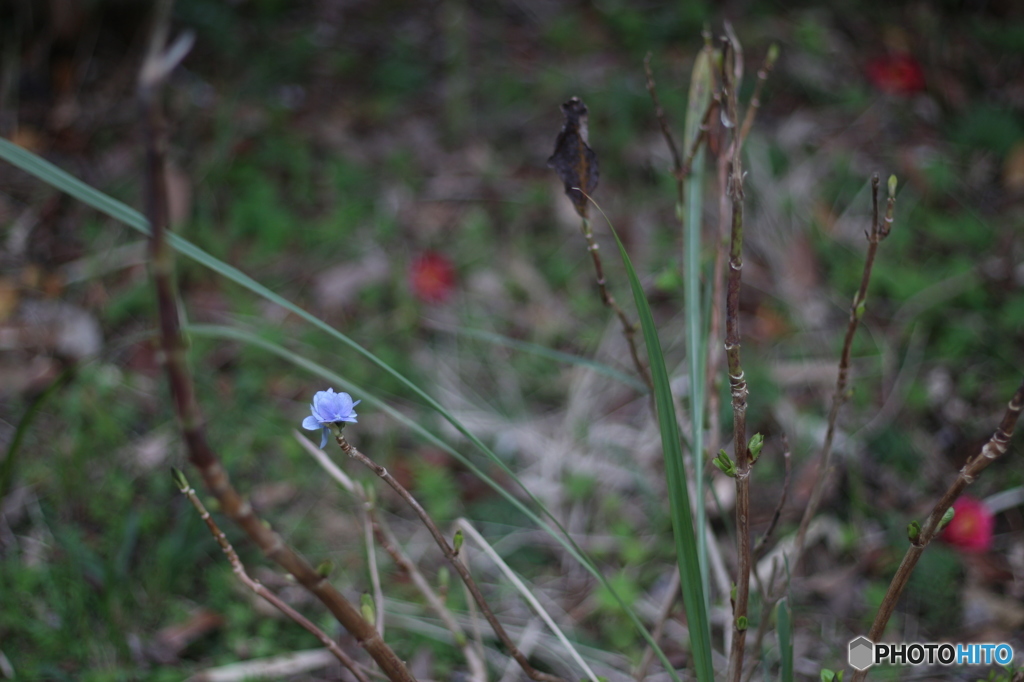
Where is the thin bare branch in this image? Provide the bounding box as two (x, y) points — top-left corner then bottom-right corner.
(793, 175), (896, 568)
(579, 216), (653, 391)
(174, 470), (370, 682)
(849, 376), (1024, 682)
(753, 435), (792, 559)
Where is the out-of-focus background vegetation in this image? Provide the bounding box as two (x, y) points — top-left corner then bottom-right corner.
(1, 1), (1023, 680)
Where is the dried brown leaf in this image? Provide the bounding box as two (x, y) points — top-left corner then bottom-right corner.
(547, 97), (599, 218)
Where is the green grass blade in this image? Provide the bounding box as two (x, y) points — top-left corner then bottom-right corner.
(0, 138), (680, 679)
(600, 213), (714, 681)
(683, 44), (714, 610)
(777, 597), (793, 682)
(0, 137), (150, 231)
(440, 325), (649, 393)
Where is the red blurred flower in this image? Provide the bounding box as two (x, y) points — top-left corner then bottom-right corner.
(941, 496), (994, 554)
(866, 53), (926, 95)
(409, 251), (456, 304)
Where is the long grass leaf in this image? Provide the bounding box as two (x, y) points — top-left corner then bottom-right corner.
(777, 597), (793, 682)
(598, 210), (714, 681)
(457, 519), (600, 682)
(683, 45), (714, 610)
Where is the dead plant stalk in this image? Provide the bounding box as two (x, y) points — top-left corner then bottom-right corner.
(722, 39), (752, 682)
(140, 4), (416, 681)
(335, 432), (567, 682)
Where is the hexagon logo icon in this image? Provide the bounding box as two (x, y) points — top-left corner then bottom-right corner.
(849, 636), (874, 671)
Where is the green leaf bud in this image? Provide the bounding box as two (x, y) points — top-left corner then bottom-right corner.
(171, 467), (189, 491)
(360, 593), (375, 626)
(938, 507), (956, 531)
(714, 450), (736, 477)
(453, 529), (464, 555)
(748, 433), (765, 462)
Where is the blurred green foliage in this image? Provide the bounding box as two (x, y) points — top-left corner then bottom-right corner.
(3, 0), (1022, 678)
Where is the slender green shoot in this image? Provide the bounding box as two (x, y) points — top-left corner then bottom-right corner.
(586, 200), (714, 682)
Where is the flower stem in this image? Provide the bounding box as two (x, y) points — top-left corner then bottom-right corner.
(336, 433), (567, 682)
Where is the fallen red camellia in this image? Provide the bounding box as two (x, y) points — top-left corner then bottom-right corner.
(941, 495), (994, 554)
(409, 251), (456, 304)
(866, 53), (926, 95)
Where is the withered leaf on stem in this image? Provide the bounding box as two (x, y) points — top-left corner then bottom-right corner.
(547, 97), (599, 218)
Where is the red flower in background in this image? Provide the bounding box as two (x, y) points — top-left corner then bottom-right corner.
(409, 251), (456, 304)
(866, 53), (926, 95)
(941, 496), (994, 554)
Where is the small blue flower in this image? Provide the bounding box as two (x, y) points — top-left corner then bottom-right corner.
(302, 388), (360, 448)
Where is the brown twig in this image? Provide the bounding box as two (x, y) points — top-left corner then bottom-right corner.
(139, 6), (415, 681)
(579, 216), (653, 392)
(849, 376), (1024, 682)
(173, 469), (371, 682)
(793, 175), (896, 569)
(642, 54), (718, 185)
(681, 99), (717, 179)
(335, 432), (567, 682)
(721, 31), (753, 682)
(753, 435), (792, 560)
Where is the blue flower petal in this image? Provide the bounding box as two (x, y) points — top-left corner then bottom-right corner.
(305, 389), (362, 443)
